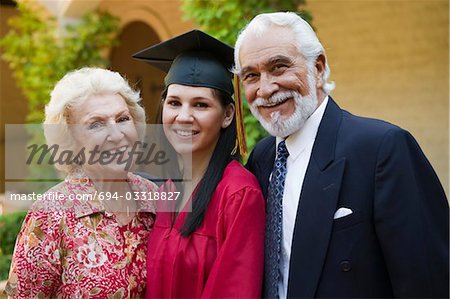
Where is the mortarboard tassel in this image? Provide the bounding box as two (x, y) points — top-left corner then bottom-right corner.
(233, 74), (248, 160)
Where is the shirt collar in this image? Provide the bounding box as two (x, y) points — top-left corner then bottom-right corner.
(70, 170), (155, 219)
(276, 96), (329, 161)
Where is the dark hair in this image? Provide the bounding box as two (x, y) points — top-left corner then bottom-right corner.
(159, 87), (240, 237)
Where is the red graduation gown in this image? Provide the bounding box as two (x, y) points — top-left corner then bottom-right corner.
(146, 160), (265, 298)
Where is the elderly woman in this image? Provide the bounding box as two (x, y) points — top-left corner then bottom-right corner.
(6, 67), (156, 298)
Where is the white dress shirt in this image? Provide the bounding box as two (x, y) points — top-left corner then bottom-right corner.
(276, 96), (329, 298)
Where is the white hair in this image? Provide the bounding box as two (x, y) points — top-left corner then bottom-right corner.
(234, 12), (335, 95)
(44, 67), (145, 173)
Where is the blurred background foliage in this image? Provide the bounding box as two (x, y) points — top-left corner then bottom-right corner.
(0, 1), (120, 124)
(0, 1), (121, 192)
(0, 211), (27, 280)
(182, 0), (312, 150)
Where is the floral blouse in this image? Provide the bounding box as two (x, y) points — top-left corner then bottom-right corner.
(6, 171), (156, 299)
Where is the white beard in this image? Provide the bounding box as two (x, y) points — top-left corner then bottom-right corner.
(249, 73), (318, 138)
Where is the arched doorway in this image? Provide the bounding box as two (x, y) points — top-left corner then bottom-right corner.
(110, 21), (165, 124)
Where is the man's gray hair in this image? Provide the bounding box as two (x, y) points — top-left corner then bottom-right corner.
(234, 12), (335, 95)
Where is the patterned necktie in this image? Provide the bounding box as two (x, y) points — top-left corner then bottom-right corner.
(264, 140), (289, 298)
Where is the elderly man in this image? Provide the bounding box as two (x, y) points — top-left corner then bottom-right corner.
(234, 12), (448, 298)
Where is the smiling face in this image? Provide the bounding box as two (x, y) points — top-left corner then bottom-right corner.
(239, 25), (325, 137)
(162, 84), (233, 161)
(69, 93), (139, 179)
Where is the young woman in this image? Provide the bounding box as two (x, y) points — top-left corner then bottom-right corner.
(134, 30), (265, 298)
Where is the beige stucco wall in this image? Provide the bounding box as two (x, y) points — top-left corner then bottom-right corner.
(303, 0), (449, 195)
(99, 0), (193, 40)
(99, 0), (194, 123)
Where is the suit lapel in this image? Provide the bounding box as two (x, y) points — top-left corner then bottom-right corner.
(287, 98), (346, 298)
(255, 137), (276, 198)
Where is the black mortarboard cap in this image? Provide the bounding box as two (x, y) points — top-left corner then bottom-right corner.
(132, 30), (234, 96)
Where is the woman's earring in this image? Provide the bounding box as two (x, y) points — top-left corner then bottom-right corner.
(222, 119), (232, 128)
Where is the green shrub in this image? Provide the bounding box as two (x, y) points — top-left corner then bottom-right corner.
(0, 253), (13, 281)
(0, 2), (120, 124)
(0, 211), (27, 280)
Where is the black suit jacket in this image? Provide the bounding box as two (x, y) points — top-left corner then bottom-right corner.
(247, 98), (449, 298)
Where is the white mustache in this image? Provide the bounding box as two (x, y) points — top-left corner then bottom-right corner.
(253, 91), (297, 108)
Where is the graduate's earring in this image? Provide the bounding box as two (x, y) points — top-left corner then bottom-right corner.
(222, 118), (232, 128)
